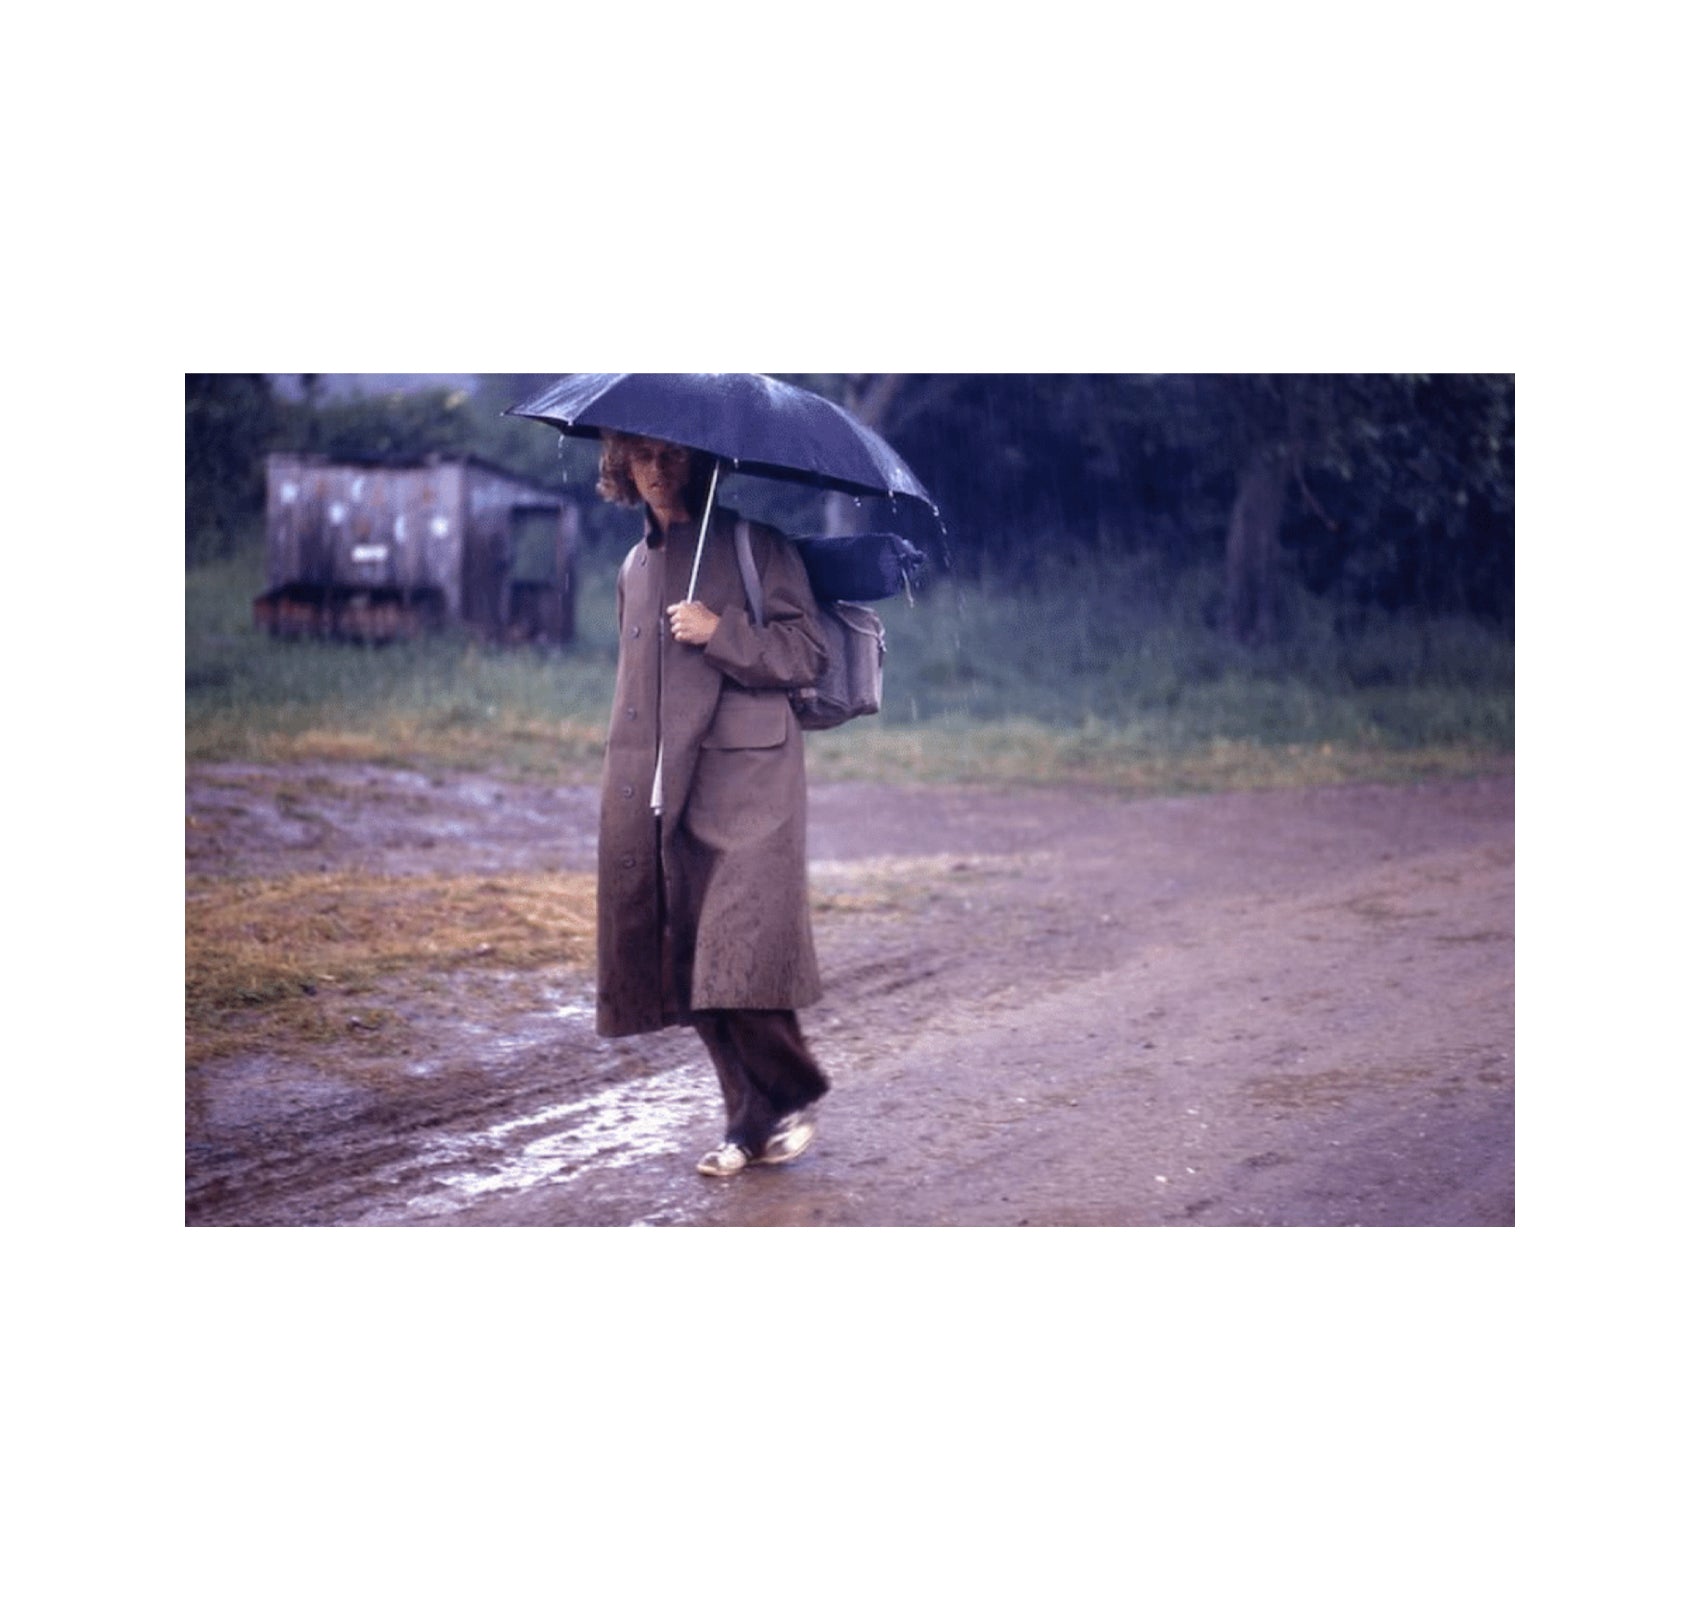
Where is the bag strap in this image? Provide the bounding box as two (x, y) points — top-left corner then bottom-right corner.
(733, 518), (765, 628)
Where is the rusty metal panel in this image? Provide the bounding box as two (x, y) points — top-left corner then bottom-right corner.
(461, 462), (504, 630)
(464, 462), (583, 641)
(261, 453), (576, 641)
(265, 454), (312, 587)
(417, 459), (467, 618)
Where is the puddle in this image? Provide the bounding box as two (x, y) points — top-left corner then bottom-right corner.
(397, 1064), (707, 1217)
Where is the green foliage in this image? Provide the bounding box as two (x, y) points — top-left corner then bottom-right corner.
(467, 374), (594, 485)
(871, 373), (1514, 623)
(185, 375), (280, 565)
(278, 386), (479, 460)
(273, 375), (587, 487)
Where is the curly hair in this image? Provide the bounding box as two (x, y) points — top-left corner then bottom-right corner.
(596, 431), (717, 514)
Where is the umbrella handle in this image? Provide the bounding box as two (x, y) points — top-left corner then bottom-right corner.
(684, 459), (723, 604)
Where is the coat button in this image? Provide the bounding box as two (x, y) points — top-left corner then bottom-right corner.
(625, 707), (638, 720)
(621, 854), (636, 868)
(629, 623), (641, 638)
(619, 783), (634, 799)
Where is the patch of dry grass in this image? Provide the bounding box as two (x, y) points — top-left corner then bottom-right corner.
(187, 711), (610, 780)
(194, 708), (1508, 792)
(185, 854), (983, 1068)
(186, 868), (596, 1065)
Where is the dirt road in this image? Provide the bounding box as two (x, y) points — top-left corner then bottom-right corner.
(186, 765), (1513, 1226)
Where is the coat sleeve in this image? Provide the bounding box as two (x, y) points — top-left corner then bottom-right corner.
(702, 524), (828, 691)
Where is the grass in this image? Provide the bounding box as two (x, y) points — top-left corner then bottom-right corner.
(184, 868), (598, 1064)
(187, 549), (617, 775)
(187, 538), (1513, 791)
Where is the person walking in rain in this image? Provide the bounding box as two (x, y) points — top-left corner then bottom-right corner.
(593, 432), (833, 1176)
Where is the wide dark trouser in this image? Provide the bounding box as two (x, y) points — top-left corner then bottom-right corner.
(691, 1009), (830, 1155)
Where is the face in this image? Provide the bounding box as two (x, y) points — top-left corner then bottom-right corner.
(627, 437), (695, 523)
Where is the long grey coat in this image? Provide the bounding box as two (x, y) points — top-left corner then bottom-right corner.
(595, 506), (829, 1038)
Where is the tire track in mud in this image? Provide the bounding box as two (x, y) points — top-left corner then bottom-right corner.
(185, 926), (962, 1227)
(186, 996), (702, 1226)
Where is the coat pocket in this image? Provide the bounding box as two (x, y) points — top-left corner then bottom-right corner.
(701, 688), (790, 750)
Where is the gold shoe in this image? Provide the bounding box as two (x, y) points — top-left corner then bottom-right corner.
(757, 1110), (818, 1166)
(696, 1144), (750, 1177)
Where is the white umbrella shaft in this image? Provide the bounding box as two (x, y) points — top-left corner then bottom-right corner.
(684, 459), (723, 603)
(661, 459), (723, 817)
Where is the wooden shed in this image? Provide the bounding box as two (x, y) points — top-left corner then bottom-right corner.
(253, 453), (580, 644)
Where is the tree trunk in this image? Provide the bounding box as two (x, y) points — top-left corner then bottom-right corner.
(1225, 451), (1286, 643)
(823, 375), (908, 539)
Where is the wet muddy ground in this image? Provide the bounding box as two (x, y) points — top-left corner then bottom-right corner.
(186, 764), (1513, 1226)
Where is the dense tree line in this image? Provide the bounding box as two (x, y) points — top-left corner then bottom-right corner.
(186, 373), (1512, 637)
(792, 374), (1513, 636)
(184, 374), (278, 565)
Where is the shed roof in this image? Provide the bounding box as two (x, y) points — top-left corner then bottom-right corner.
(268, 451), (568, 500)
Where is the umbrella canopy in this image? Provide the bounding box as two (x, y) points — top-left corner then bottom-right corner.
(504, 372), (937, 511)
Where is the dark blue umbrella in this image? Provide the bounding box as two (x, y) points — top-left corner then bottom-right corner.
(504, 372), (937, 511)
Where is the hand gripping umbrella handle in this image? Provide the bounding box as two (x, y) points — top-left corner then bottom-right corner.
(684, 459), (723, 604)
